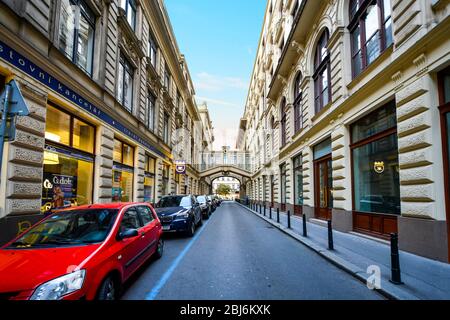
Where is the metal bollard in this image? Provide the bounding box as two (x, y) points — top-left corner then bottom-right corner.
(264, 205), (266, 216)
(287, 210), (291, 229)
(269, 207), (272, 219)
(302, 213), (307, 237)
(390, 233), (403, 285)
(277, 208), (280, 223)
(327, 220), (334, 250)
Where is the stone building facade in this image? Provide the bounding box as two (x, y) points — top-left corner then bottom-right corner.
(238, 0), (450, 262)
(0, 0), (214, 244)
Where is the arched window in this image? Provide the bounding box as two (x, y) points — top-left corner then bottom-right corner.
(280, 98), (287, 147)
(313, 30), (331, 114)
(349, 0), (393, 77)
(293, 73), (303, 133)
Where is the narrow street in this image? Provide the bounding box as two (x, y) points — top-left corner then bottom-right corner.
(121, 201), (384, 300)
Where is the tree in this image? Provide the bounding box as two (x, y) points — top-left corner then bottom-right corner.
(216, 184), (231, 196)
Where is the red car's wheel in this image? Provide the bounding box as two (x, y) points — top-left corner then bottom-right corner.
(97, 276), (117, 300)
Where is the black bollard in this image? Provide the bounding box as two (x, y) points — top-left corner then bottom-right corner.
(302, 213), (307, 237)
(264, 205), (266, 216)
(287, 210), (291, 229)
(269, 207), (272, 219)
(327, 220), (334, 250)
(390, 233), (403, 285)
(277, 208), (280, 223)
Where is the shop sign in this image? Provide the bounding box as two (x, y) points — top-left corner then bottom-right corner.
(374, 161), (385, 174)
(41, 173), (77, 212)
(175, 160), (186, 174)
(0, 40), (169, 160)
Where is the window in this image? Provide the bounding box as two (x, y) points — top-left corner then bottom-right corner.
(293, 155), (303, 208)
(112, 139), (135, 202)
(120, 208), (141, 232)
(162, 164), (170, 196)
(117, 54), (134, 112)
(163, 113), (170, 144)
(144, 155), (156, 203)
(164, 64), (171, 91)
(119, 0), (137, 31)
(280, 98), (287, 147)
(146, 92), (155, 131)
(280, 163), (287, 208)
(59, 0), (95, 75)
(313, 30), (331, 113)
(293, 73), (303, 133)
(137, 206), (154, 226)
(42, 105), (95, 212)
(349, 0), (393, 78)
(351, 101), (400, 215)
(148, 33), (158, 68)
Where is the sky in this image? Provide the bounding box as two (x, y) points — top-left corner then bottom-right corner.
(164, 0), (266, 150)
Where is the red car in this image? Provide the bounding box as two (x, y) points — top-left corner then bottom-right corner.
(0, 203), (164, 300)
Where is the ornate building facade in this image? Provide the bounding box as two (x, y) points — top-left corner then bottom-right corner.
(0, 0), (214, 244)
(238, 0), (450, 262)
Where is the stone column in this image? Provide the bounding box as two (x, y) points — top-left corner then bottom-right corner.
(395, 70), (448, 261)
(94, 125), (114, 204)
(302, 146), (314, 219)
(0, 79), (46, 244)
(134, 146), (145, 202)
(331, 122), (353, 232)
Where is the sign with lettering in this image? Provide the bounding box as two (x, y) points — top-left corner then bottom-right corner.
(0, 40), (169, 160)
(41, 173), (77, 212)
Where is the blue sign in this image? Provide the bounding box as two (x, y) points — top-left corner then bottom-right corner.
(0, 40), (169, 160)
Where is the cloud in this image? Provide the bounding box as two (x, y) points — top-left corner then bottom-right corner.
(196, 96), (240, 108)
(195, 72), (248, 92)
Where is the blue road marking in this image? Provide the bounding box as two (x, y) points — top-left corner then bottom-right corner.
(145, 217), (212, 300)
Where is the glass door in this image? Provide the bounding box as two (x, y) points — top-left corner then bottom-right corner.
(314, 155), (333, 220)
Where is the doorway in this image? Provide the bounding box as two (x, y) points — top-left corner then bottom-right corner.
(314, 155), (333, 220)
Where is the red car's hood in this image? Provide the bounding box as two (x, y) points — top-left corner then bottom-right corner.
(0, 245), (100, 292)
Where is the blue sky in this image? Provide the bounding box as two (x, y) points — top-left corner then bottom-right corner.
(164, 0), (266, 149)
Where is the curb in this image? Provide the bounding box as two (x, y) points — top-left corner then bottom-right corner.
(235, 202), (420, 300)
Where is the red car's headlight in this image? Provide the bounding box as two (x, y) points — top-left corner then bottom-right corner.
(30, 270), (86, 300)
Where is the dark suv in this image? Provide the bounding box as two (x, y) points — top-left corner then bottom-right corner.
(155, 195), (202, 237)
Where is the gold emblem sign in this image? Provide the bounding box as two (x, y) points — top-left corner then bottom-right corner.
(374, 161), (385, 174)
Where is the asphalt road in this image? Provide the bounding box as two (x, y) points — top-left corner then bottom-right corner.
(121, 201), (384, 300)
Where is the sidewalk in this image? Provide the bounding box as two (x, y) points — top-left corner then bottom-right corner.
(237, 202), (450, 300)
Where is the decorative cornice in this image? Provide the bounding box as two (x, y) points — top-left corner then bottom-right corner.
(291, 40), (304, 55)
(413, 53), (428, 78)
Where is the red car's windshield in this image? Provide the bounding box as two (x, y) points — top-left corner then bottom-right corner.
(7, 209), (119, 249)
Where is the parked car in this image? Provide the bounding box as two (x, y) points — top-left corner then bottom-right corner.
(154, 195), (202, 237)
(213, 195), (222, 207)
(207, 195), (216, 212)
(196, 195), (211, 219)
(0, 203), (164, 300)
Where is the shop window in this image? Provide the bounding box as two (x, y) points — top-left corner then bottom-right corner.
(112, 139), (135, 202)
(120, 0), (137, 31)
(42, 105), (95, 212)
(293, 155), (303, 207)
(144, 155), (156, 203)
(59, 0), (95, 76)
(349, 0), (393, 78)
(280, 163), (287, 206)
(351, 101), (400, 215)
(117, 54), (134, 112)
